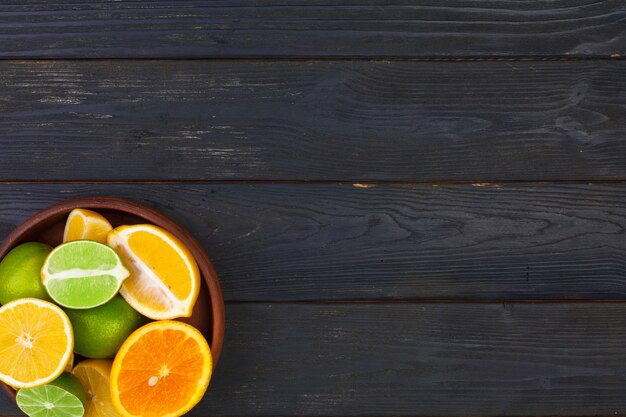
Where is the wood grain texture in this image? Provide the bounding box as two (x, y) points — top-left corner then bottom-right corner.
(0, 183), (624, 301)
(0, 1), (625, 58)
(2, 60), (626, 181)
(6, 302), (626, 416)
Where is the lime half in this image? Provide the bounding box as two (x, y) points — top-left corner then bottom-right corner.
(42, 241), (130, 309)
(16, 373), (86, 417)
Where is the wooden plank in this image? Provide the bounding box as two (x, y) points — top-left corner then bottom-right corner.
(0, 1), (625, 58)
(0, 183), (624, 301)
(6, 302), (626, 416)
(2, 60), (626, 181)
(197, 302), (626, 416)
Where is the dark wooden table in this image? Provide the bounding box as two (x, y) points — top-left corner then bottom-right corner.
(1, 2), (626, 416)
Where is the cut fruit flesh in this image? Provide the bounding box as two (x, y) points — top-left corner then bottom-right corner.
(107, 225), (199, 320)
(0, 298), (73, 388)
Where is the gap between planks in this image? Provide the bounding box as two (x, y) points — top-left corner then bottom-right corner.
(2, 179), (626, 185)
(225, 299), (626, 305)
(0, 55), (623, 63)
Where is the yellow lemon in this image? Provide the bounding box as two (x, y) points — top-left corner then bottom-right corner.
(0, 298), (73, 388)
(73, 359), (120, 417)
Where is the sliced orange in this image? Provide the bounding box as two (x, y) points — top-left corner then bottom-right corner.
(110, 321), (212, 417)
(64, 209), (113, 244)
(73, 359), (120, 417)
(0, 298), (73, 388)
(107, 224), (200, 320)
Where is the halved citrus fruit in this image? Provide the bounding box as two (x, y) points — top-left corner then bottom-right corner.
(64, 209), (113, 244)
(41, 240), (130, 309)
(16, 372), (87, 417)
(0, 298), (73, 388)
(107, 225), (200, 320)
(73, 359), (119, 417)
(110, 321), (212, 417)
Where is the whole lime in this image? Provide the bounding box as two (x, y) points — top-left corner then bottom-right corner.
(64, 295), (145, 359)
(0, 242), (52, 305)
(49, 372), (88, 407)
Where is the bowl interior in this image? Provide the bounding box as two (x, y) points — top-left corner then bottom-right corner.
(0, 197), (224, 399)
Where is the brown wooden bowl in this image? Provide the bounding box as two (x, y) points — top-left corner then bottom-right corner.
(0, 197), (225, 400)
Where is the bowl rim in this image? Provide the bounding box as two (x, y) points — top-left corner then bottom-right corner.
(0, 196), (225, 400)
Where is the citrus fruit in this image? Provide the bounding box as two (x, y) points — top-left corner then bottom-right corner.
(0, 242), (52, 304)
(17, 372), (87, 417)
(72, 360), (119, 417)
(107, 225), (200, 320)
(110, 321), (212, 417)
(64, 295), (145, 359)
(17, 385), (84, 417)
(64, 209), (113, 244)
(0, 298), (73, 388)
(51, 372), (88, 406)
(41, 241), (130, 309)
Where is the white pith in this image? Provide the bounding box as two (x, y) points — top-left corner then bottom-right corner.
(109, 225), (198, 319)
(63, 209), (112, 243)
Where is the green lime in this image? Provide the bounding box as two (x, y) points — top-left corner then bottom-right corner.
(16, 372), (86, 417)
(0, 242), (52, 305)
(49, 373), (87, 406)
(41, 241), (130, 309)
(64, 295), (145, 359)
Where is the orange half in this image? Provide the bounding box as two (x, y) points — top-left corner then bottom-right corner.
(110, 321), (212, 417)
